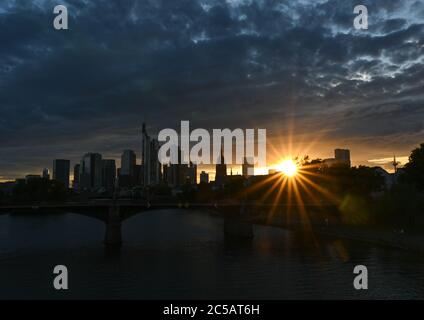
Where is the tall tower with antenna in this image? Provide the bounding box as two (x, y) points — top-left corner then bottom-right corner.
(392, 155), (400, 173)
(215, 147), (227, 186)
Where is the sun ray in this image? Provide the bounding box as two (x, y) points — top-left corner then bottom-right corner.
(266, 176), (289, 223)
(296, 174), (341, 205)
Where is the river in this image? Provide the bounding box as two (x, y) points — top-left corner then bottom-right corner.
(1, 210), (423, 299)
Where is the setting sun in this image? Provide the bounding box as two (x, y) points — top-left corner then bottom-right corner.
(278, 159), (298, 177)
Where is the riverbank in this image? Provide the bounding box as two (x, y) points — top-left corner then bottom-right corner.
(257, 219), (424, 253)
(314, 225), (424, 253)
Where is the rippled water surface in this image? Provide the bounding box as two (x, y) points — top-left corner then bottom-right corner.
(1, 210), (423, 299)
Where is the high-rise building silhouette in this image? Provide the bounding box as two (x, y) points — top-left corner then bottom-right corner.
(215, 148), (227, 186)
(121, 150), (136, 177)
(73, 164), (80, 190)
(101, 159), (116, 191)
(134, 164), (141, 186)
(53, 159), (70, 188)
(200, 171), (209, 184)
(42, 168), (50, 180)
(163, 147), (189, 187)
(120, 150), (136, 187)
(141, 123), (161, 186)
(188, 162), (197, 185)
(79, 153), (102, 191)
(242, 157), (254, 177)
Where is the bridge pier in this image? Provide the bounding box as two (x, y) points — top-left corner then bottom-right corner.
(104, 204), (122, 247)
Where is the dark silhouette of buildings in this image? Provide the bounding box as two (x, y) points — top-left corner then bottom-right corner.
(242, 157), (254, 178)
(188, 162), (197, 185)
(119, 150), (136, 188)
(134, 164), (141, 186)
(200, 171), (209, 184)
(53, 159), (70, 188)
(323, 149), (351, 168)
(215, 148), (227, 186)
(335, 149), (351, 167)
(162, 148), (198, 187)
(164, 161), (187, 188)
(73, 164), (80, 190)
(25, 174), (41, 183)
(42, 168), (50, 180)
(102, 159), (116, 191)
(141, 123), (161, 186)
(79, 153), (102, 191)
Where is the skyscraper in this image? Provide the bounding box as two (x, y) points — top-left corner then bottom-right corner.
(215, 149), (227, 186)
(53, 159), (70, 188)
(73, 164), (80, 190)
(149, 139), (161, 184)
(79, 153), (102, 191)
(120, 150), (136, 187)
(141, 123), (161, 186)
(163, 147), (188, 188)
(121, 150), (136, 177)
(242, 157), (254, 177)
(42, 168), (50, 180)
(141, 123), (149, 186)
(200, 171), (209, 184)
(188, 162), (197, 185)
(134, 164), (141, 186)
(101, 159), (116, 191)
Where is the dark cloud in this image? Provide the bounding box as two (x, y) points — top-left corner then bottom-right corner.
(0, 0), (423, 178)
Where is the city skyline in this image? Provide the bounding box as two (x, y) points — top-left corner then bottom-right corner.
(0, 119), (413, 181)
(0, 140), (408, 183)
(0, 1), (422, 181)
(1, 131), (377, 188)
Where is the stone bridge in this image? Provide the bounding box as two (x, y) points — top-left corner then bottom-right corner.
(0, 200), (339, 246)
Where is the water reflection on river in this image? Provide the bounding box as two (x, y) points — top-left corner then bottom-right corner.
(1, 210), (423, 299)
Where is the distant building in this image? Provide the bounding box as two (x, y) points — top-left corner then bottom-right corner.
(120, 150), (136, 188)
(242, 157), (254, 177)
(187, 162), (197, 185)
(79, 153), (102, 191)
(323, 158), (338, 167)
(25, 175), (41, 183)
(141, 123), (161, 186)
(73, 164), (80, 190)
(53, 159), (70, 188)
(102, 159), (116, 191)
(121, 150), (136, 177)
(15, 179), (26, 187)
(134, 164), (141, 187)
(335, 149), (351, 167)
(42, 168), (50, 180)
(0, 181), (15, 196)
(323, 149), (351, 168)
(163, 148), (190, 188)
(215, 149), (227, 186)
(117, 168), (121, 185)
(268, 169), (277, 175)
(200, 171), (209, 184)
(166, 163), (181, 187)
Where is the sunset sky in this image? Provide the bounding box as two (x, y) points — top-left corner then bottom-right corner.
(0, 0), (423, 181)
